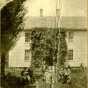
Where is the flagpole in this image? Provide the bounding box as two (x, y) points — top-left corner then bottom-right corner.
(55, 0), (62, 86)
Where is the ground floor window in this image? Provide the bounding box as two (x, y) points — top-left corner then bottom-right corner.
(25, 32), (31, 43)
(68, 49), (73, 60)
(25, 49), (31, 61)
(68, 31), (74, 42)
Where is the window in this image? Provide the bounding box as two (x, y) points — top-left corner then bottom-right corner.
(68, 32), (74, 42)
(25, 49), (30, 61)
(68, 50), (73, 60)
(25, 32), (31, 42)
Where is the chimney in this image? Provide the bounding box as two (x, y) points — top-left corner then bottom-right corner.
(40, 8), (43, 17)
(56, 9), (60, 28)
(56, 9), (60, 17)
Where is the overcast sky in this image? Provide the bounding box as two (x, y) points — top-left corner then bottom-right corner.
(0, 0), (87, 16)
(24, 0), (87, 17)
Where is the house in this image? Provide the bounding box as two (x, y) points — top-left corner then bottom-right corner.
(9, 7), (87, 67)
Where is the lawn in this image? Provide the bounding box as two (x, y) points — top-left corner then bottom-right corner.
(38, 68), (87, 88)
(69, 68), (87, 88)
(1, 67), (87, 88)
(57, 68), (87, 88)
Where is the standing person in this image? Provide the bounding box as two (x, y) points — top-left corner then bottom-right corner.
(63, 66), (71, 84)
(20, 68), (30, 87)
(44, 69), (52, 88)
(58, 66), (64, 82)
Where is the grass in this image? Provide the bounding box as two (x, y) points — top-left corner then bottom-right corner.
(70, 68), (87, 88)
(58, 68), (87, 88)
(38, 68), (87, 88)
(2, 67), (87, 88)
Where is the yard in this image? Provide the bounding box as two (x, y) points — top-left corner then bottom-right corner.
(38, 68), (87, 88)
(56, 68), (87, 88)
(2, 67), (87, 88)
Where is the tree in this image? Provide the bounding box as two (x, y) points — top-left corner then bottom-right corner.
(31, 28), (67, 76)
(58, 29), (67, 65)
(1, 0), (26, 86)
(31, 29), (46, 69)
(57, 29), (67, 67)
(44, 28), (67, 66)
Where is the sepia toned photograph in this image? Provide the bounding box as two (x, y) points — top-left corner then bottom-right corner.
(0, 0), (88, 88)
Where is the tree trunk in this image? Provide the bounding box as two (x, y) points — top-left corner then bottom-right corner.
(1, 53), (6, 87)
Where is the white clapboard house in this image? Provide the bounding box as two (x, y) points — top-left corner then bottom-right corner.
(9, 8), (87, 67)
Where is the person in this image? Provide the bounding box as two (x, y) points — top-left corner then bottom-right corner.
(63, 66), (71, 84)
(58, 67), (64, 81)
(20, 68), (31, 86)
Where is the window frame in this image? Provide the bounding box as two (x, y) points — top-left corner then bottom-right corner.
(68, 49), (73, 60)
(25, 32), (31, 43)
(24, 49), (31, 61)
(68, 31), (74, 42)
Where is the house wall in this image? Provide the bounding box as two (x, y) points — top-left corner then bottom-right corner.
(9, 32), (32, 67)
(65, 31), (87, 67)
(9, 30), (87, 67)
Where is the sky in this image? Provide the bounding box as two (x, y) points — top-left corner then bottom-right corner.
(0, 0), (12, 9)
(24, 0), (87, 17)
(0, 0), (87, 16)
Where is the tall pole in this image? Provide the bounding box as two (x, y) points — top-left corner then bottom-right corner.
(55, 0), (62, 87)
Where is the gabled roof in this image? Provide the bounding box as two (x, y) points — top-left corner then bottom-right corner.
(24, 16), (87, 31)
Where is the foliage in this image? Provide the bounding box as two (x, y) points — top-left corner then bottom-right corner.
(1, 0), (26, 87)
(31, 29), (46, 68)
(1, 0), (26, 53)
(58, 29), (67, 65)
(31, 28), (67, 70)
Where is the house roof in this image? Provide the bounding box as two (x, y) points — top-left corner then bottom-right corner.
(24, 16), (87, 31)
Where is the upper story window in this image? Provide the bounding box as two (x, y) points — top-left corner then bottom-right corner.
(25, 49), (31, 61)
(68, 49), (73, 60)
(25, 32), (31, 42)
(68, 32), (74, 42)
